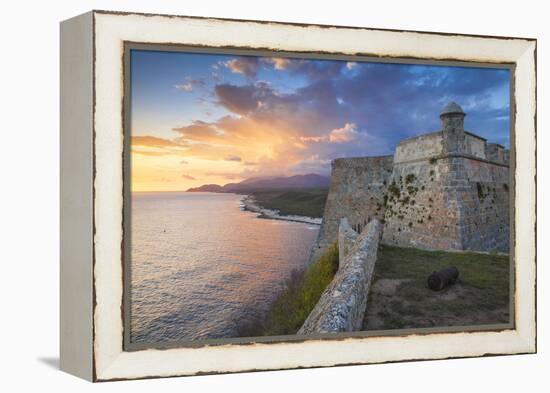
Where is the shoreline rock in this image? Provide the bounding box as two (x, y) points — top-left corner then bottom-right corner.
(240, 195), (322, 225)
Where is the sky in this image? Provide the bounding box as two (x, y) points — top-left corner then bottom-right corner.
(130, 49), (510, 192)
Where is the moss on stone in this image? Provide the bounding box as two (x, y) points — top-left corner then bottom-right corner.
(405, 174), (416, 184)
(477, 182), (485, 200)
(388, 181), (400, 198)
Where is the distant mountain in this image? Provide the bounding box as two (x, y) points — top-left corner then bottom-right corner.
(185, 184), (224, 193)
(237, 176), (275, 185)
(187, 174), (330, 193)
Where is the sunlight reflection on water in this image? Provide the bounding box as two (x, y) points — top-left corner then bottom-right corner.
(130, 192), (319, 344)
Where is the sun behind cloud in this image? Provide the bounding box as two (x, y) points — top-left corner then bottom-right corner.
(130, 51), (510, 191)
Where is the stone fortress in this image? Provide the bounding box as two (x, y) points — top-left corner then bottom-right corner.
(311, 102), (510, 262)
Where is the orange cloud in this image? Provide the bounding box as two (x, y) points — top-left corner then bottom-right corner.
(173, 120), (225, 144)
(222, 57), (260, 78)
(131, 135), (180, 147)
(264, 57), (291, 70)
(131, 77), (387, 190)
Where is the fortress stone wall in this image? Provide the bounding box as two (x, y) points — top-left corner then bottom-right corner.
(312, 102), (510, 257)
(309, 155), (393, 262)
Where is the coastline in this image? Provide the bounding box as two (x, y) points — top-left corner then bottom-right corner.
(240, 195), (322, 225)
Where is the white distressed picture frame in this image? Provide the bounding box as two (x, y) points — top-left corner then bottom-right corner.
(60, 10), (536, 382)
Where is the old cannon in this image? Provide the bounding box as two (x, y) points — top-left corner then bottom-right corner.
(427, 266), (459, 291)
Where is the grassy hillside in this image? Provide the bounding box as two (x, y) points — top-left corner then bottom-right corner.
(251, 188), (329, 218)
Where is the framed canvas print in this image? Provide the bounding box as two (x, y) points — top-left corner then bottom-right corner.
(60, 10), (537, 381)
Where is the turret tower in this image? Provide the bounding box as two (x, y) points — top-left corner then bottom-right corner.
(440, 101), (466, 154)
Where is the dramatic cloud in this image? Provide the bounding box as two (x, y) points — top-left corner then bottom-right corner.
(268, 58), (345, 81)
(299, 135), (327, 143)
(263, 57), (291, 70)
(159, 79), (389, 176)
(329, 123), (360, 143)
(288, 154), (332, 174)
(334, 63), (510, 143)
(173, 120), (225, 144)
(213, 80), (345, 140)
(296, 123), (363, 144)
(214, 83), (265, 115)
(130, 135), (188, 157)
(222, 57), (260, 79)
(130, 51), (510, 190)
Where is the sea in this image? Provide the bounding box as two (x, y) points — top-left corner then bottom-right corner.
(130, 192), (319, 344)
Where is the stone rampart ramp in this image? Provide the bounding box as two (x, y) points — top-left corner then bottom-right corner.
(298, 219), (381, 334)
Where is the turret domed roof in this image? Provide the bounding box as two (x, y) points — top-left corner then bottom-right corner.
(440, 102), (466, 117)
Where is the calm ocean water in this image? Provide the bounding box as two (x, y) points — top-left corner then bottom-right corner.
(130, 192), (319, 344)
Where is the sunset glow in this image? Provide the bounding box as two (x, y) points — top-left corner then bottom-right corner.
(130, 50), (510, 191)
